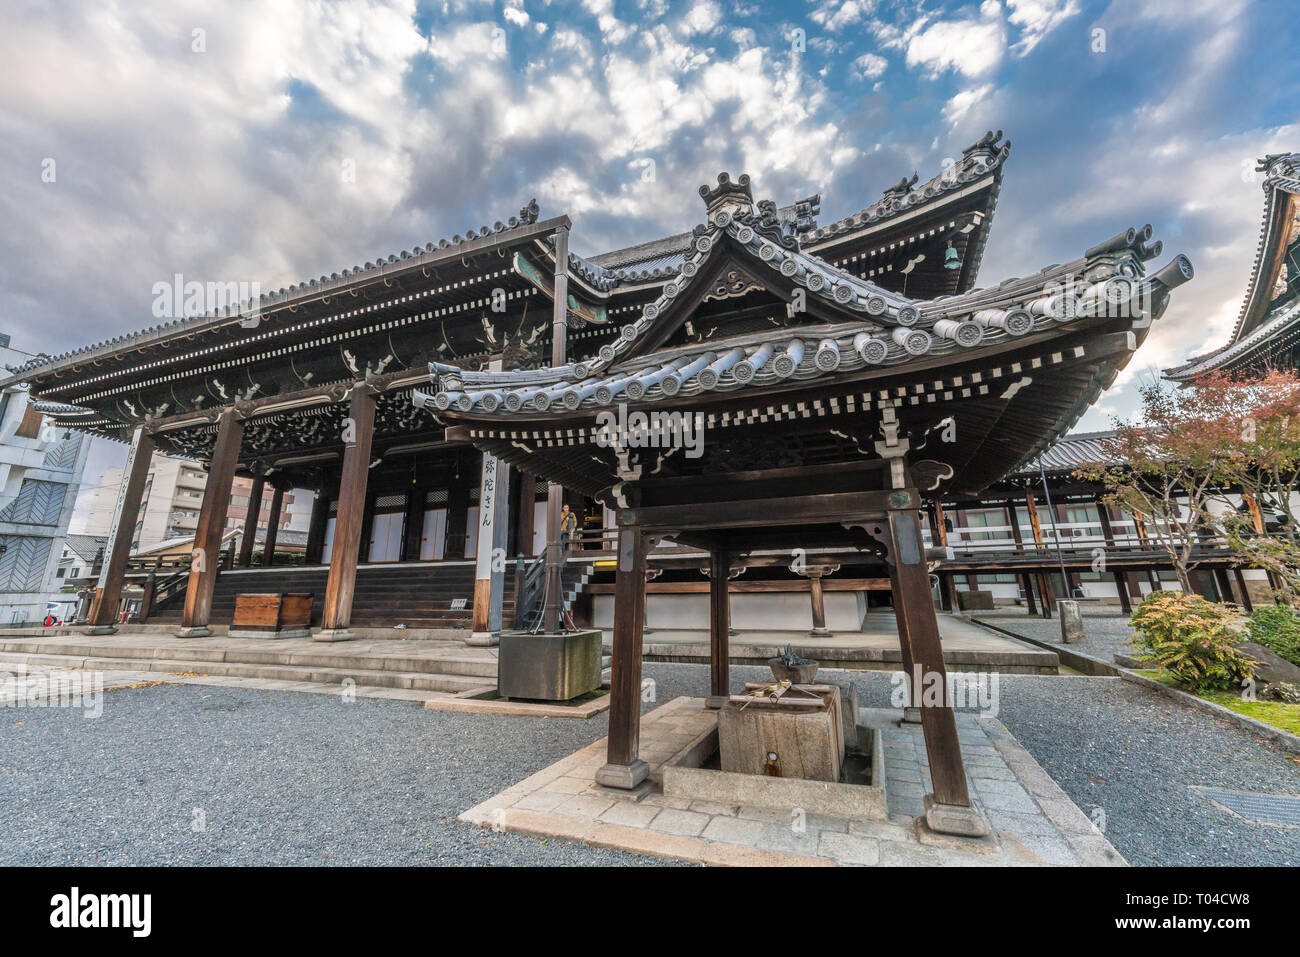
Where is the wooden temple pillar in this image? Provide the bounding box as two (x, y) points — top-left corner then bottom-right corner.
(178, 410), (244, 637)
(305, 481), (332, 566)
(1024, 489), (1054, 617)
(1004, 500), (1037, 615)
(514, 470), (537, 556)
(444, 463), (471, 560)
(880, 501), (985, 834)
(87, 425), (155, 633)
(1095, 498), (1132, 614)
(238, 470), (266, 568)
(356, 488), (376, 563)
(401, 484), (426, 562)
(708, 547), (730, 701)
(596, 525), (650, 790)
(317, 389), (376, 641)
(541, 225), (570, 632)
(927, 501), (958, 612)
(263, 483), (285, 567)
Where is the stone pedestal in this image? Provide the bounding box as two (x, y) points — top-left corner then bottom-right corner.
(175, 626), (212, 639)
(923, 793), (991, 837)
(313, 628), (355, 643)
(595, 759), (649, 790)
(499, 629), (602, 701)
(1058, 599), (1084, 643)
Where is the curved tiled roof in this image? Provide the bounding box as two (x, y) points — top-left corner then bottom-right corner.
(423, 225), (1191, 419)
(5, 199), (543, 380)
(1167, 152), (1300, 380)
(1015, 429), (1117, 474)
(801, 130), (1010, 247)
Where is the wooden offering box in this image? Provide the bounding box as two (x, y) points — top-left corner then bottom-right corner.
(230, 593), (314, 639)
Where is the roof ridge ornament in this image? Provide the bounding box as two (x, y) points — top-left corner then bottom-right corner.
(699, 172), (754, 217)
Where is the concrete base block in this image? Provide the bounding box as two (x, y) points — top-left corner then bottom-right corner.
(595, 759), (649, 790)
(809, 627), (832, 637)
(923, 793), (991, 838)
(1059, 600), (1084, 644)
(704, 694), (729, 710)
(465, 631), (499, 647)
(915, 815), (999, 854)
(85, 626), (119, 636)
(175, 626), (211, 639)
(313, 629), (355, 643)
(901, 707), (922, 724)
(227, 628), (310, 640)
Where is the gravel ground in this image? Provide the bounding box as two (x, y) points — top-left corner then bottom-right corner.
(0, 663), (732, 867)
(3, 661), (1297, 866)
(974, 609), (1139, 664)
(832, 667), (1300, 866)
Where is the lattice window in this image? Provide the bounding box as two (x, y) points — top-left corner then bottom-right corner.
(425, 489), (449, 505)
(373, 493), (408, 514)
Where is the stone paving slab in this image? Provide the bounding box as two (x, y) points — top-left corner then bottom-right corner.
(460, 696), (1126, 866)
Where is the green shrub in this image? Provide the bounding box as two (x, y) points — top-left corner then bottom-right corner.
(1129, 592), (1256, 692)
(1245, 604), (1300, 666)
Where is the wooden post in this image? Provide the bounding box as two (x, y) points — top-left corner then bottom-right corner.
(929, 501), (959, 612)
(88, 425), (154, 632)
(709, 548), (730, 700)
(596, 525), (649, 789)
(317, 389), (376, 641)
(179, 410), (243, 637)
(807, 568), (831, 636)
(263, 484), (284, 567)
(305, 482), (332, 565)
(515, 471), (537, 555)
(1024, 490), (1054, 616)
(1095, 499), (1131, 614)
(542, 226), (570, 633)
(1005, 500), (1037, 615)
(356, 488), (375, 563)
(885, 507), (980, 829)
(238, 472), (265, 568)
(400, 486), (424, 561)
(444, 468), (471, 560)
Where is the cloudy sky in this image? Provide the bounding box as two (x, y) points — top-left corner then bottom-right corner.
(2, 0), (1297, 506)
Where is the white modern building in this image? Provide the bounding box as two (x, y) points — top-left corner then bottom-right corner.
(0, 333), (90, 624)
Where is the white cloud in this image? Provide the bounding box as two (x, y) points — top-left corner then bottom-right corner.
(899, 1), (1006, 79)
(852, 52), (888, 80)
(942, 84), (994, 125)
(809, 0), (870, 31)
(1007, 0), (1080, 56)
(680, 0), (722, 36)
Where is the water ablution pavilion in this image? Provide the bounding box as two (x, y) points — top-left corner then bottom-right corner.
(3, 131), (1192, 841)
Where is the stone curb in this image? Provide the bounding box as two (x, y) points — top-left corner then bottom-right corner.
(969, 618), (1300, 756)
(464, 807), (836, 866)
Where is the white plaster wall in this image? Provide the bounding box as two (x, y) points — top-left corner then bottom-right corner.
(593, 591), (866, 632)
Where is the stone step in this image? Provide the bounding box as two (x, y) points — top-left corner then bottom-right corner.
(0, 651), (488, 694)
(0, 639), (496, 678)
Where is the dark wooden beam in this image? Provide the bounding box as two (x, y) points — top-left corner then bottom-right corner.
(596, 525), (649, 789)
(88, 426), (154, 630)
(263, 485), (284, 567)
(885, 508), (972, 810)
(318, 389), (376, 639)
(239, 473), (265, 568)
(709, 548), (730, 698)
(179, 410), (243, 636)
